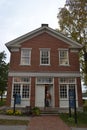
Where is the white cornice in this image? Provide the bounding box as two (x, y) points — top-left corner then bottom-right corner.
(8, 71), (81, 77)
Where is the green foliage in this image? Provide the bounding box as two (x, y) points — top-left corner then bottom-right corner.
(59, 112), (87, 127)
(83, 100), (87, 112)
(0, 100), (6, 106)
(32, 107), (40, 116)
(57, 0), (87, 85)
(68, 117), (74, 122)
(0, 51), (9, 100)
(6, 109), (22, 116)
(0, 119), (29, 125)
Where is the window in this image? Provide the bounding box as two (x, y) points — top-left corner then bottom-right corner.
(60, 85), (67, 98)
(21, 48), (31, 65)
(59, 78), (76, 99)
(36, 77), (53, 84)
(40, 49), (50, 65)
(59, 49), (69, 65)
(13, 77), (30, 99)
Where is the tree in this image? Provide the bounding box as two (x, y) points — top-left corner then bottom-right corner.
(57, 0), (87, 85)
(0, 51), (9, 101)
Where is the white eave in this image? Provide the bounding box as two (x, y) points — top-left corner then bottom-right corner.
(5, 24), (83, 50)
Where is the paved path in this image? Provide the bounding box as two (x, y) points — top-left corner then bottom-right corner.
(72, 128), (87, 130)
(27, 115), (71, 130)
(0, 125), (27, 130)
(0, 114), (87, 130)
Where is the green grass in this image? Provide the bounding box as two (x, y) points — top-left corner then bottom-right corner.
(0, 99), (6, 106)
(59, 112), (87, 127)
(0, 119), (29, 125)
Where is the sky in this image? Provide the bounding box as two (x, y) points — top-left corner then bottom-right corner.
(0, 0), (86, 92)
(0, 0), (66, 63)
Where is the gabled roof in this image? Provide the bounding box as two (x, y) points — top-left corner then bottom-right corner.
(5, 24), (83, 50)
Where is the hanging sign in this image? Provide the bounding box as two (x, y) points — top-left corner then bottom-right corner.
(69, 89), (75, 108)
(14, 93), (21, 104)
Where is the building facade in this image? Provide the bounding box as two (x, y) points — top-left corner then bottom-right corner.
(6, 24), (83, 110)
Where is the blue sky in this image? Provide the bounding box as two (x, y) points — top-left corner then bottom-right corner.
(0, 0), (66, 62)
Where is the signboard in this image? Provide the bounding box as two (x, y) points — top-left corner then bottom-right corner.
(69, 89), (75, 108)
(14, 94), (21, 104)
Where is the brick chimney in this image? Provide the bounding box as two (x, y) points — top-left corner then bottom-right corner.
(41, 24), (48, 27)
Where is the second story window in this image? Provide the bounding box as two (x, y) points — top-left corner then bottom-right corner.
(40, 49), (50, 65)
(59, 49), (69, 66)
(21, 48), (31, 65)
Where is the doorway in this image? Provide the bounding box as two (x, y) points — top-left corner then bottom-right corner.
(35, 84), (53, 108)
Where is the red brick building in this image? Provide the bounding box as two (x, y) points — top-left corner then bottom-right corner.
(6, 24), (83, 110)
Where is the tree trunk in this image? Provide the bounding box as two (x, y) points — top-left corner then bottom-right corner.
(0, 92), (3, 101)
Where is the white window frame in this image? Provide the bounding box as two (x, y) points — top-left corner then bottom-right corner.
(59, 49), (69, 66)
(36, 77), (53, 84)
(40, 48), (50, 65)
(59, 77), (76, 100)
(20, 48), (32, 65)
(12, 77), (31, 99)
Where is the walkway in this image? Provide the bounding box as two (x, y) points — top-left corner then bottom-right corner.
(27, 115), (71, 130)
(0, 114), (87, 130)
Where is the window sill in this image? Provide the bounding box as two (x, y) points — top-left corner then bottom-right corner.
(40, 64), (51, 66)
(59, 64), (70, 66)
(20, 64), (31, 66)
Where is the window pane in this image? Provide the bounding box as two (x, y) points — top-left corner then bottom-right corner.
(60, 78), (75, 84)
(59, 50), (69, 65)
(14, 77), (30, 82)
(37, 77), (53, 84)
(40, 50), (50, 65)
(21, 49), (31, 65)
(13, 84), (20, 97)
(22, 84), (29, 98)
(60, 85), (67, 98)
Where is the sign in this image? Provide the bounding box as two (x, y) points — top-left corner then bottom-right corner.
(14, 94), (21, 104)
(69, 89), (75, 108)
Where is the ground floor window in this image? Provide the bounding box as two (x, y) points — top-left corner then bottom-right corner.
(60, 84), (75, 99)
(59, 77), (77, 107)
(12, 77), (30, 99)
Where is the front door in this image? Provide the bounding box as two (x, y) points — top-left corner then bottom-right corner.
(35, 85), (45, 107)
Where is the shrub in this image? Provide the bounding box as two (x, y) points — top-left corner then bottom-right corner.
(83, 105), (87, 112)
(32, 107), (40, 116)
(6, 109), (22, 116)
(68, 117), (74, 122)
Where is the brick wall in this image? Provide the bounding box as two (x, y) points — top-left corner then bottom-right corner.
(9, 32), (80, 73)
(6, 77), (12, 106)
(77, 77), (83, 107)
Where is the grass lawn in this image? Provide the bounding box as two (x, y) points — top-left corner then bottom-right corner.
(0, 119), (29, 125)
(0, 99), (6, 106)
(59, 112), (87, 127)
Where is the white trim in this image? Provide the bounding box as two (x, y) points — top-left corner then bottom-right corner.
(11, 48), (19, 52)
(5, 25), (83, 50)
(70, 49), (79, 53)
(8, 72), (81, 77)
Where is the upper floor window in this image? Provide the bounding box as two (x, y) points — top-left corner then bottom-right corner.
(21, 48), (31, 65)
(59, 49), (69, 66)
(40, 49), (50, 65)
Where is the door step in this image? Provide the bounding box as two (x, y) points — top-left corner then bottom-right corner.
(40, 107), (59, 115)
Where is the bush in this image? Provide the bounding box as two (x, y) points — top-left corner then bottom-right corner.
(6, 109), (22, 116)
(68, 117), (74, 122)
(0, 100), (6, 106)
(32, 107), (40, 116)
(83, 105), (87, 112)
